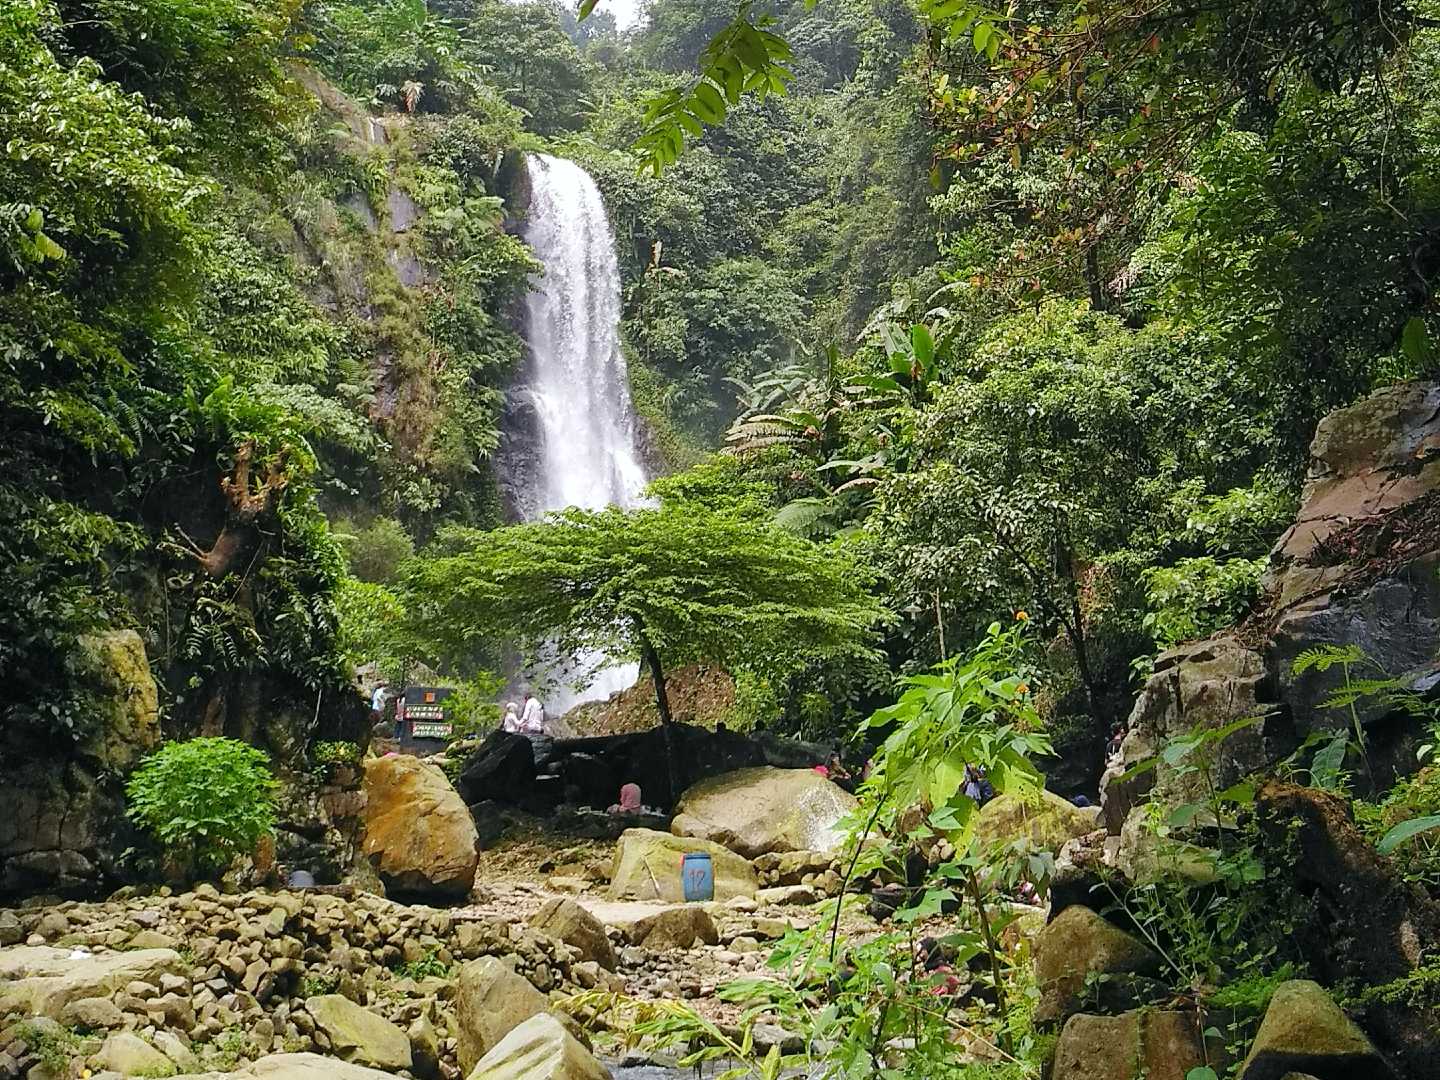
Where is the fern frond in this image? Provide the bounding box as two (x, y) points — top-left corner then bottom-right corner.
(1292, 643), (1367, 675)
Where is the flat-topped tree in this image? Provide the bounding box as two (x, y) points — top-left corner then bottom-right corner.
(402, 502), (886, 729)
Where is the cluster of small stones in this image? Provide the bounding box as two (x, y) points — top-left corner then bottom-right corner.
(752, 851), (842, 894)
(0, 885), (581, 1079)
(617, 918), (807, 999)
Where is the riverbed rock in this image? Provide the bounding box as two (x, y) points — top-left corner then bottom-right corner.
(1033, 905), (1163, 1025)
(0, 946), (184, 1018)
(529, 898), (616, 971)
(975, 788), (1097, 855)
(61, 995), (126, 1029)
(361, 755), (478, 900)
(467, 1013), (610, 1080)
(304, 994), (412, 1071)
(670, 767), (857, 857)
(1052, 1010), (1210, 1080)
(1239, 980), (1394, 1080)
(94, 1031), (177, 1077)
(173, 1052), (407, 1079)
(609, 829), (758, 902)
(454, 957), (549, 1074)
(627, 905), (719, 950)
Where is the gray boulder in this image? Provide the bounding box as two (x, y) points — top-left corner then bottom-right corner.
(454, 957), (549, 1074)
(529, 898), (617, 971)
(671, 767), (857, 857)
(466, 1013), (610, 1080)
(304, 994), (412, 1072)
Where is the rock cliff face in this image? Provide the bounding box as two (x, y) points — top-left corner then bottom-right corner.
(1103, 380), (1440, 825)
(0, 630), (161, 897)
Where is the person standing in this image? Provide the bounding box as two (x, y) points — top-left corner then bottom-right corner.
(370, 681), (389, 720)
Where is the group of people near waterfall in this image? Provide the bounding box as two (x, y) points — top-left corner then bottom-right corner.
(501, 693), (547, 735)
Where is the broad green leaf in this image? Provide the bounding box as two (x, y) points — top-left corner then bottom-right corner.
(1377, 815), (1440, 855)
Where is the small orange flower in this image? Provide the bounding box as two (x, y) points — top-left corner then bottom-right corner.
(1016, 683), (1030, 695)
(1015, 610), (1029, 621)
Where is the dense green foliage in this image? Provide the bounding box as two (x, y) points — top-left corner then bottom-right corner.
(126, 737), (279, 876)
(401, 488), (888, 723)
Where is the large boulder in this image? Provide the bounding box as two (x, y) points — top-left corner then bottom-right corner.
(670, 767), (857, 857)
(0, 763), (117, 896)
(1265, 381), (1440, 606)
(0, 629), (159, 897)
(457, 731), (538, 808)
(1101, 635), (1275, 832)
(467, 1013), (611, 1080)
(1052, 1010), (1213, 1080)
(304, 994), (412, 1071)
(454, 957), (550, 1074)
(361, 754), (478, 900)
(1239, 980), (1394, 1080)
(975, 788), (1097, 855)
(0, 946), (184, 1018)
(609, 828), (758, 902)
(1033, 905), (1163, 1025)
(529, 898), (617, 971)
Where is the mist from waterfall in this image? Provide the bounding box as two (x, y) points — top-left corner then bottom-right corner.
(515, 152), (647, 711)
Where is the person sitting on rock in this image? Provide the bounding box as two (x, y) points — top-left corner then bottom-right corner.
(607, 782), (643, 814)
(520, 693), (545, 734)
(502, 701), (522, 733)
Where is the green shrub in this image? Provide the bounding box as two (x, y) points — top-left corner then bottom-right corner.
(126, 738), (279, 877)
(442, 673), (503, 740)
(313, 740), (362, 769)
(334, 516), (415, 584)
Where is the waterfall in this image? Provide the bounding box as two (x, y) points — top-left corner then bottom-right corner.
(506, 152), (648, 711)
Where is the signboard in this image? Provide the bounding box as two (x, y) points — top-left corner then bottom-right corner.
(411, 721), (452, 739)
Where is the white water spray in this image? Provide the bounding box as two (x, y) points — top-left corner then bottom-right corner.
(513, 153), (648, 710)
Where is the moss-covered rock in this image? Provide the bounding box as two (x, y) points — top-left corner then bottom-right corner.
(976, 788), (1096, 855)
(1033, 905), (1164, 1025)
(304, 994), (412, 1072)
(608, 828), (757, 902)
(1052, 1010), (1213, 1080)
(75, 628), (160, 771)
(1239, 980), (1394, 1080)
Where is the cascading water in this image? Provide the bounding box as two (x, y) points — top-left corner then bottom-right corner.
(502, 152), (648, 711)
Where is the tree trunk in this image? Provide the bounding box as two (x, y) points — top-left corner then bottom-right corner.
(636, 625), (678, 804)
(640, 636), (673, 725)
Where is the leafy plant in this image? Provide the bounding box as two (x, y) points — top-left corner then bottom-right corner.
(126, 738), (279, 878)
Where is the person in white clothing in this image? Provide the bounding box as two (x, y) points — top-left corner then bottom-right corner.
(520, 694), (545, 734)
(501, 701), (522, 733)
(369, 681), (389, 717)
